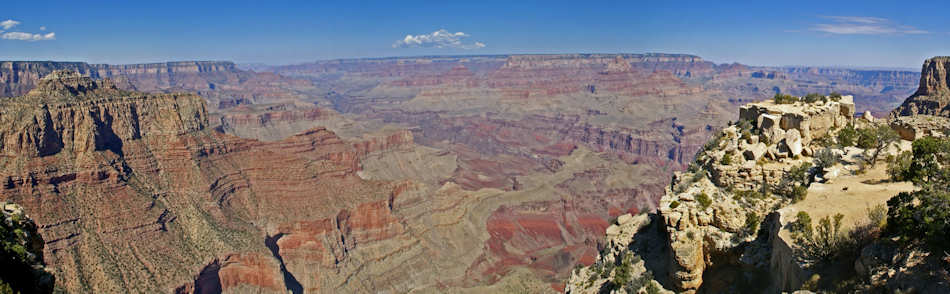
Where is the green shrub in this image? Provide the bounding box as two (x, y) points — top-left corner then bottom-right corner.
(745, 212), (761, 235)
(791, 185), (808, 203)
(856, 125), (900, 166)
(813, 133), (835, 148)
(886, 190), (950, 249)
(836, 125), (858, 147)
(867, 204), (887, 229)
(669, 200), (680, 209)
(887, 151), (913, 181)
(721, 152), (734, 165)
(803, 93), (824, 103)
(793, 213), (849, 262)
(696, 192), (712, 210)
(735, 189), (766, 200)
(774, 93), (798, 104)
(737, 119), (753, 133)
(791, 211), (813, 237)
(829, 91), (843, 101)
(788, 162), (813, 185)
(740, 130), (752, 142)
(813, 148), (840, 170)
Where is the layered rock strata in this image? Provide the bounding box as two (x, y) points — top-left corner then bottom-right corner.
(567, 94), (868, 294)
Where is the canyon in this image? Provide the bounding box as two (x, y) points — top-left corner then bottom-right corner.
(0, 54), (923, 293)
(568, 57), (950, 293)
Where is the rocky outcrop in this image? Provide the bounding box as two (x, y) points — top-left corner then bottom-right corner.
(216, 104), (342, 141)
(0, 202), (55, 293)
(889, 115), (950, 140)
(0, 61), (317, 109)
(0, 71), (207, 158)
(738, 95), (854, 145)
(892, 57), (950, 117)
(568, 95), (869, 293)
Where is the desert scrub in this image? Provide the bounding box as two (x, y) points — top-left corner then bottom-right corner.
(720, 151), (734, 165)
(773, 93), (798, 104)
(695, 192), (712, 210)
(886, 151), (912, 181)
(856, 125), (899, 166)
(836, 124), (858, 147)
(813, 148), (840, 170)
(829, 91), (843, 101)
(802, 93), (824, 103)
(744, 212), (761, 235)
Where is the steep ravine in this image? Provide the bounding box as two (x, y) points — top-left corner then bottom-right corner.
(264, 234), (304, 294)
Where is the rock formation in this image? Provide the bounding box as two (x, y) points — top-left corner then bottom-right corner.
(566, 93), (896, 294)
(0, 61), (319, 109)
(0, 54), (926, 292)
(892, 57), (950, 117)
(0, 202), (55, 293)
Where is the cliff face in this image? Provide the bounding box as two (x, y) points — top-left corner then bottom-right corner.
(2, 71), (643, 293)
(566, 94), (876, 293)
(0, 71), (207, 158)
(0, 54), (927, 292)
(0, 71), (392, 292)
(0, 61), (318, 109)
(892, 57), (950, 117)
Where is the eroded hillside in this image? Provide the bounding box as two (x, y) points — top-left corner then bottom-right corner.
(0, 55), (926, 292)
(567, 57), (950, 294)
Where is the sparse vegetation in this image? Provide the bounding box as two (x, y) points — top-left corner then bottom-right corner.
(829, 91), (843, 101)
(886, 151), (913, 181)
(776, 162), (812, 203)
(813, 133), (835, 148)
(856, 125), (899, 166)
(696, 192), (712, 210)
(735, 189), (767, 200)
(720, 151), (734, 165)
(803, 93), (824, 103)
(0, 207), (52, 294)
(791, 212), (846, 262)
(836, 124), (858, 147)
(744, 212), (761, 235)
(813, 148), (840, 170)
(883, 136), (950, 250)
(774, 93), (798, 104)
(867, 204), (887, 229)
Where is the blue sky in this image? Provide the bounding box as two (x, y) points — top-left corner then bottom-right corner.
(1, 0), (947, 68)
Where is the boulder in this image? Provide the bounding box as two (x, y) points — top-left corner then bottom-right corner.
(723, 125), (738, 140)
(757, 113), (780, 131)
(743, 142), (767, 161)
(862, 111), (874, 122)
(783, 129), (803, 157)
(822, 166), (840, 183)
(839, 95), (856, 119)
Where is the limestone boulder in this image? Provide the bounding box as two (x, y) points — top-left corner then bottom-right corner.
(783, 129), (803, 157)
(743, 142), (767, 161)
(822, 166), (840, 183)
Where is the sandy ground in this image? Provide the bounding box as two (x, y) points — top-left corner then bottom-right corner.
(780, 141), (917, 237)
(786, 163), (915, 231)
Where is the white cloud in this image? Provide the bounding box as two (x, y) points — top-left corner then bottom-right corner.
(392, 29), (486, 49)
(0, 20), (20, 30)
(1, 32), (55, 41)
(0, 20), (55, 41)
(809, 16), (928, 35)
